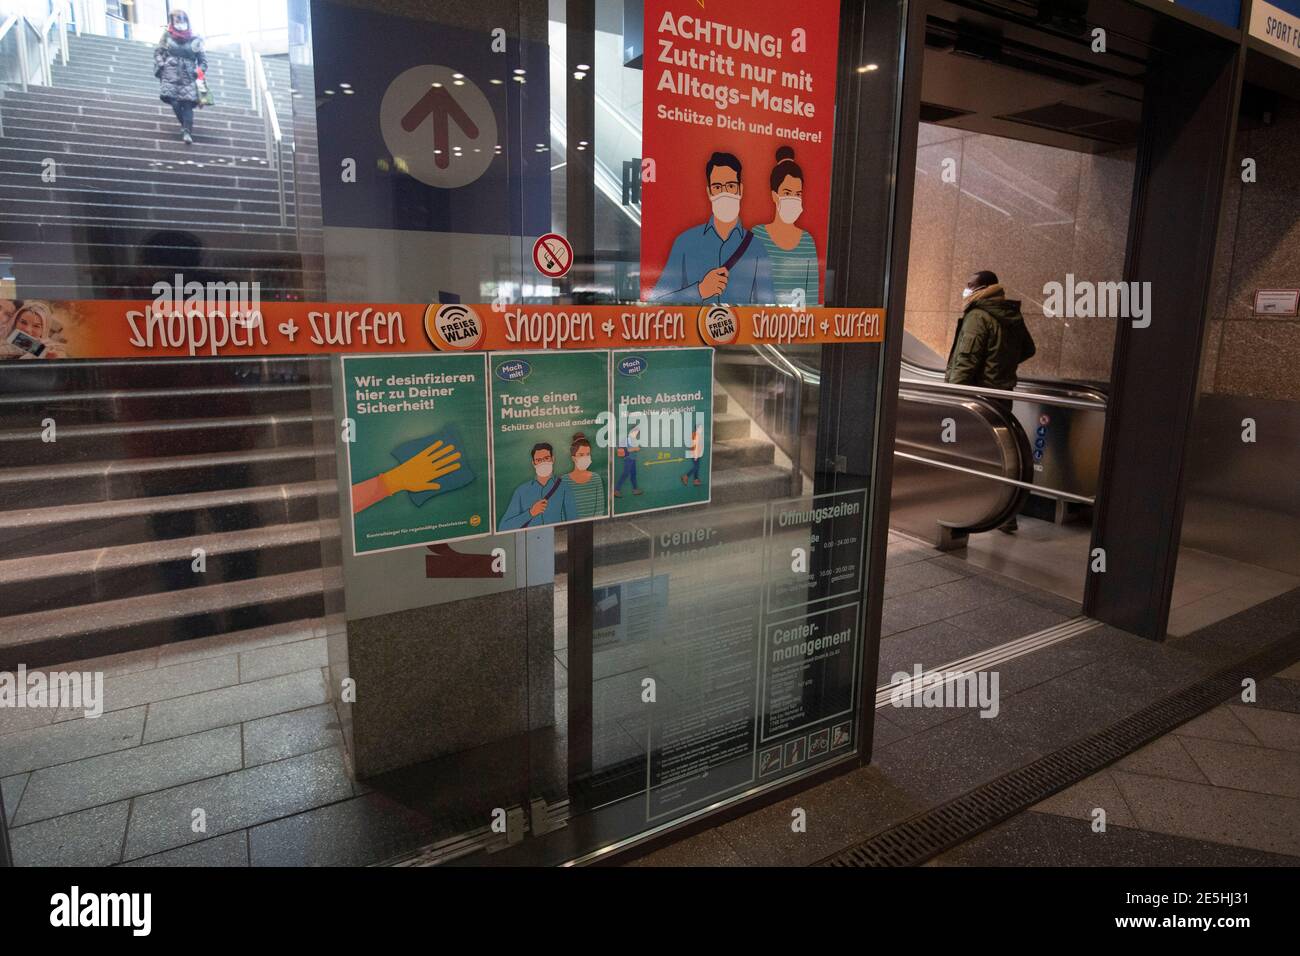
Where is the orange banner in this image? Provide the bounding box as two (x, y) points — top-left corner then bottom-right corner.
(3, 300), (883, 360)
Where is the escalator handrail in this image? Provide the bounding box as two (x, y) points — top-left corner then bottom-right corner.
(752, 344), (816, 386)
(898, 376), (1107, 412)
(900, 357), (1109, 404)
(893, 450), (1096, 505)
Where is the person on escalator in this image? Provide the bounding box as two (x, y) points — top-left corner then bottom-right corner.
(945, 270), (1036, 533)
(154, 10), (208, 145)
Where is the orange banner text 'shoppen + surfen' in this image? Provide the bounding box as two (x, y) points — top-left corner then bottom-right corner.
(2, 301), (884, 360)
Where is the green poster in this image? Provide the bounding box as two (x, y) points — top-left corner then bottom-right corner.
(490, 351), (612, 533)
(611, 348), (713, 516)
(342, 353), (491, 555)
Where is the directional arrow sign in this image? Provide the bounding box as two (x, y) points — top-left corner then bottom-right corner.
(401, 86), (480, 169)
(380, 65), (498, 188)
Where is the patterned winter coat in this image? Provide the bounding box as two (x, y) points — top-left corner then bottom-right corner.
(154, 32), (208, 105)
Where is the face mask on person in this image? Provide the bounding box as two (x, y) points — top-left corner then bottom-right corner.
(711, 193), (741, 223)
(962, 287), (974, 299)
(535, 461), (553, 479)
(574, 455), (592, 471)
(776, 196), (803, 224)
(173, 16), (189, 30)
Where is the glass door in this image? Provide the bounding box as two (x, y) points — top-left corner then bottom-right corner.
(0, 0), (905, 867)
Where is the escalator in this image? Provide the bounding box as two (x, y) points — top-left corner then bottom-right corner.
(717, 338), (1108, 550)
(891, 331), (1107, 547)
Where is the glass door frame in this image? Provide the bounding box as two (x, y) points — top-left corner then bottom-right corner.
(520, 0), (925, 865)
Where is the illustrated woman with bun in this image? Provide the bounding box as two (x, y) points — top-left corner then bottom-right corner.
(753, 145), (820, 306)
(563, 432), (607, 519)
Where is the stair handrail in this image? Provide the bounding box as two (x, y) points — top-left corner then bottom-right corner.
(33, 1), (69, 85)
(251, 50), (288, 227)
(22, 2), (68, 88)
(0, 15), (23, 100)
(239, 36), (259, 113)
(0, 14), (21, 136)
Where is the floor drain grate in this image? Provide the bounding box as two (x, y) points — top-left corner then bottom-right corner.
(822, 631), (1300, 867)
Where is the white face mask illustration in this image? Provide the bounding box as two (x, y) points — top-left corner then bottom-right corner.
(776, 196), (803, 224)
(535, 461), (553, 479)
(710, 192), (741, 224)
(574, 455), (592, 471)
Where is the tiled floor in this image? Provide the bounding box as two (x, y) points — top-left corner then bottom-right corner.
(630, 585), (1300, 867)
(555, 529), (1084, 781)
(931, 660), (1300, 865)
(2, 504), (1081, 867)
(5, 518), (1294, 868)
(876, 529), (1081, 685)
(1167, 546), (1300, 638)
(0, 618), (362, 866)
(961, 515), (1090, 603)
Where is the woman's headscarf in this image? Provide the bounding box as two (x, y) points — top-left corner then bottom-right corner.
(14, 301), (54, 339)
(168, 10), (194, 41)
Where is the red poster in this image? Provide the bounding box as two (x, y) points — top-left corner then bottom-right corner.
(640, 0), (841, 307)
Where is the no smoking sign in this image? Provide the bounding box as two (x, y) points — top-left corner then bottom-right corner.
(533, 233), (573, 278)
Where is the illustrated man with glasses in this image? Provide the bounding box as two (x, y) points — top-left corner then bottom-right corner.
(649, 151), (775, 305)
(498, 442), (577, 530)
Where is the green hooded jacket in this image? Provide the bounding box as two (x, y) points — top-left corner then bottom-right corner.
(944, 285), (1036, 391)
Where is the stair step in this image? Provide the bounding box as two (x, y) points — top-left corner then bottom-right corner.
(2, 88), (305, 128)
(713, 436), (777, 468)
(710, 463), (796, 504)
(0, 152), (314, 190)
(0, 183), (301, 217)
(0, 518), (338, 615)
(0, 566), (342, 669)
(0, 118), (287, 152)
(0, 412), (327, 465)
(0, 98), (288, 131)
(43, 79), (292, 113)
(0, 138), (294, 173)
(0, 203), (301, 231)
(5, 265), (317, 297)
(0, 383), (325, 424)
(713, 411), (751, 442)
(0, 358), (321, 394)
(0, 280), (324, 300)
(0, 445), (330, 508)
(0, 167), (306, 201)
(0, 220), (316, 252)
(0, 480), (336, 559)
(0, 135), (299, 172)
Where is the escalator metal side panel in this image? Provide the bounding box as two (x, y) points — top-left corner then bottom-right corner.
(890, 387), (1032, 546)
(899, 352), (1107, 501)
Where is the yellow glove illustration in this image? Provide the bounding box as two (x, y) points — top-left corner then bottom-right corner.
(379, 440), (462, 495)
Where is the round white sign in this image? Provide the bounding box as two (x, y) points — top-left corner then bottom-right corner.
(379, 65), (498, 189)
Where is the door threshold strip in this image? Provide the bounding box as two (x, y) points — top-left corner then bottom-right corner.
(876, 616), (1100, 709)
(826, 629), (1300, 866)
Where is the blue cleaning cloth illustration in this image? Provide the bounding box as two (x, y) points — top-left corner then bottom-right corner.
(391, 426), (476, 506)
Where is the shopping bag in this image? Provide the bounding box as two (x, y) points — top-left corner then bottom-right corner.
(196, 69), (215, 108)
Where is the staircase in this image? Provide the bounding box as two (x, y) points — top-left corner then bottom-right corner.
(0, 357), (797, 666)
(0, 33), (799, 666)
(0, 31), (321, 299)
(0, 357), (340, 669)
